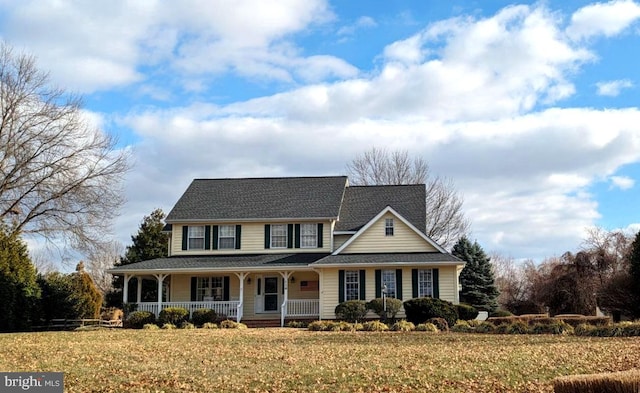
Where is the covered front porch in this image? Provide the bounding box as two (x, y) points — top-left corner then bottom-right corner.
(122, 269), (320, 326)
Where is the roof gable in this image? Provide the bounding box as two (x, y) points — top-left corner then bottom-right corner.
(166, 176), (347, 222)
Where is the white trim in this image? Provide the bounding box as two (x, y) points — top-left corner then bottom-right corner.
(167, 217), (337, 224)
(108, 266), (318, 275)
(312, 261), (464, 268)
(332, 206), (447, 255)
(333, 230), (356, 235)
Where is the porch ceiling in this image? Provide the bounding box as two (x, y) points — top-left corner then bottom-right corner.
(108, 253), (329, 275)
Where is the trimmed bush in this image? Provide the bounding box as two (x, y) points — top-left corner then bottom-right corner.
(335, 300), (368, 323)
(125, 311), (156, 329)
(158, 307), (189, 326)
(362, 321), (389, 332)
(531, 321), (574, 335)
(475, 321), (496, 334)
(415, 323), (439, 332)
(390, 320), (415, 332)
(403, 297), (458, 328)
(456, 304), (479, 320)
(366, 298), (404, 321)
(286, 321), (309, 328)
(161, 323), (176, 330)
(452, 320), (473, 333)
(308, 321), (329, 331)
(181, 321), (196, 329)
(427, 317), (449, 332)
(191, 308), (217, 327)
(142, 323), (159, 330)
(219, 320), (247, 329)
(506, 321), (530, 334)
(202, 322), (218, 329)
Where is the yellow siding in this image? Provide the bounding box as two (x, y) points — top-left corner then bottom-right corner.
(172, 222), (332, 256)
(318, 265), (459, 319)
(332, 234), (351, 251)
(341, 213), (437, 253)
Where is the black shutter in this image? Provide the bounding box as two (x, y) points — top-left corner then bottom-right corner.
(223, 276), (230, 301)
(396, 269), (403, 300)
(317, 223), (323, 248)
(190, 277), (197, 301)
(375, 269), (381, 298)
(182, 226), (188, 250)
(287, 224), (294, 248)
(412, 269), (418, 298)
(359, 270), (366, 300)
(264, 225), (270, 249)
(338, 270), (345, 303)
(295, 224), (301, 248)
(433, 269), (439, 298)
(282, 278), (285, 294)
(235, 225), (241, 249)
(205, 225), (211, 250)
(212, 225), (218, 250)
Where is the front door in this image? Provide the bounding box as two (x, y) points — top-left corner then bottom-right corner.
(264, 276), (279, 312)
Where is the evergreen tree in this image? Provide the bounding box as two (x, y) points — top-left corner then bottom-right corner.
(71, 262), (103, 319)
(106, 209), (168, 306)
(452, 237), (500, 312)
(0, 225), (41, 331)
(38, 272), (76, 321)
(628, 231), (640, 317)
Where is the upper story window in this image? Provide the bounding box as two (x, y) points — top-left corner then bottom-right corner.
(417, 269), (433, 297)
(345, 270), (360, 301)
(188, 225), (205, 250)
(385, 218), (394, 236)
(381, 269), (397, 298)
(300, 223), (317, 248)
(271, 224), (288, 248)
(218, 225), (236, 249)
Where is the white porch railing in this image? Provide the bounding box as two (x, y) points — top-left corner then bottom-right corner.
(134, 301), (240, 318)
(286, 299), (319, 317)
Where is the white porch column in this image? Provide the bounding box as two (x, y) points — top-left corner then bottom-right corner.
(279, 271), (292, 327)
(123, 274), (131, 304)
(136, 277), (142, 303)
(153, 274), (168, 317)
(234, 272), (249, 323)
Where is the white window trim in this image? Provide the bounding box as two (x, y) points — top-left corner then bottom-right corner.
(381, 269), (397, 298)
(188, 225), (205, 250)
(218, 225), (236, 249)
(418, 269), (433, 298)
(270, 224), (288, 249)
(345, 270), (360, 301)
(300, 223), (317, 248)
(385, 218), (394, 237)
(197, 276), (224, 301)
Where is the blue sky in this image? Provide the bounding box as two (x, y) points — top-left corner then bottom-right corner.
(1, 0), (640, 261)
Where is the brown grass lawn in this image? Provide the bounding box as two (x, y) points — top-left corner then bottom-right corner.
(0, 329), (639, 392)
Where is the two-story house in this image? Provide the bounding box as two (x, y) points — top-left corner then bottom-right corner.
(109, 176), (465, 326)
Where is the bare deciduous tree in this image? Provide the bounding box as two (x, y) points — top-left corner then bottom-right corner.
(346, 147), (469, 248)
(0, 43), (130, 252)
(85, 240), (124, 296)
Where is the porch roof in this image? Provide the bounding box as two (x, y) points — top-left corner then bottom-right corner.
(108, 253), (329, 274)
(312, 252), (464, 266)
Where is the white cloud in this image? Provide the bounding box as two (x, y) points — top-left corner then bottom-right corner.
(337, 16), (377, 37)
(610, 175), (635, 190)
(596, 79), (634, 96)
(567, 0), (640, 41)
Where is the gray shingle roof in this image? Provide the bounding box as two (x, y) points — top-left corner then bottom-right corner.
(166, 176), (347, 222)
(313, 253), (463, 265)
(336, 185), (426, 232)
(109, 253), (329, 273)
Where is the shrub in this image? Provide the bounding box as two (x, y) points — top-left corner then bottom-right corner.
(181, 321), (196, 329)
(391, 320), (415, 332)
(475, 321), (496, 334)
(491, 309), (513, 317)
(553, 369), (640, 393)
(125, 311), (155, 329)
(574, 323), (596, 336)
(191, 308), (217, 327)
(335, 300), (368, 323)
(506, 321), (529, 334)
(332, 321), (356, 332)
(142, 323), (159, 330)
(452, 320), (473, 333)
(219, 320), (247, 329)
(362, 321), (389, 332)
(403, 297), (458, 327)
(308, 321), (328, 331)
(202, 322), (218, 329)
(158, 307), (189, 326)
(353, 323), (364, 331)
(286, 321), (309, 328)
(427, 317), (449, 332)
(415, 323), (439, 332)
(366, 298), (404, 321)
(101, 307), (123, 321)
(531, 321), (574, 335)
(455, 304), (479, 320)
(161, 323), (176, 330)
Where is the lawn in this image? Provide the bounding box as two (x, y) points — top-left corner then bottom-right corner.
(1, 329), (639, 392)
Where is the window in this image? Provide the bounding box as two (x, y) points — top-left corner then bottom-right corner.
(381, 270), (397, 298)
(418, 269), (433, 297)
(345, 270), (360, 301)
(385, 218), (394, 236)
(188, 226), (205, 250)
(271, 224), (287, 248)
(196, 277), (224, 301)
(219, 225), (235, 249)
(301, 223), (317, 248)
